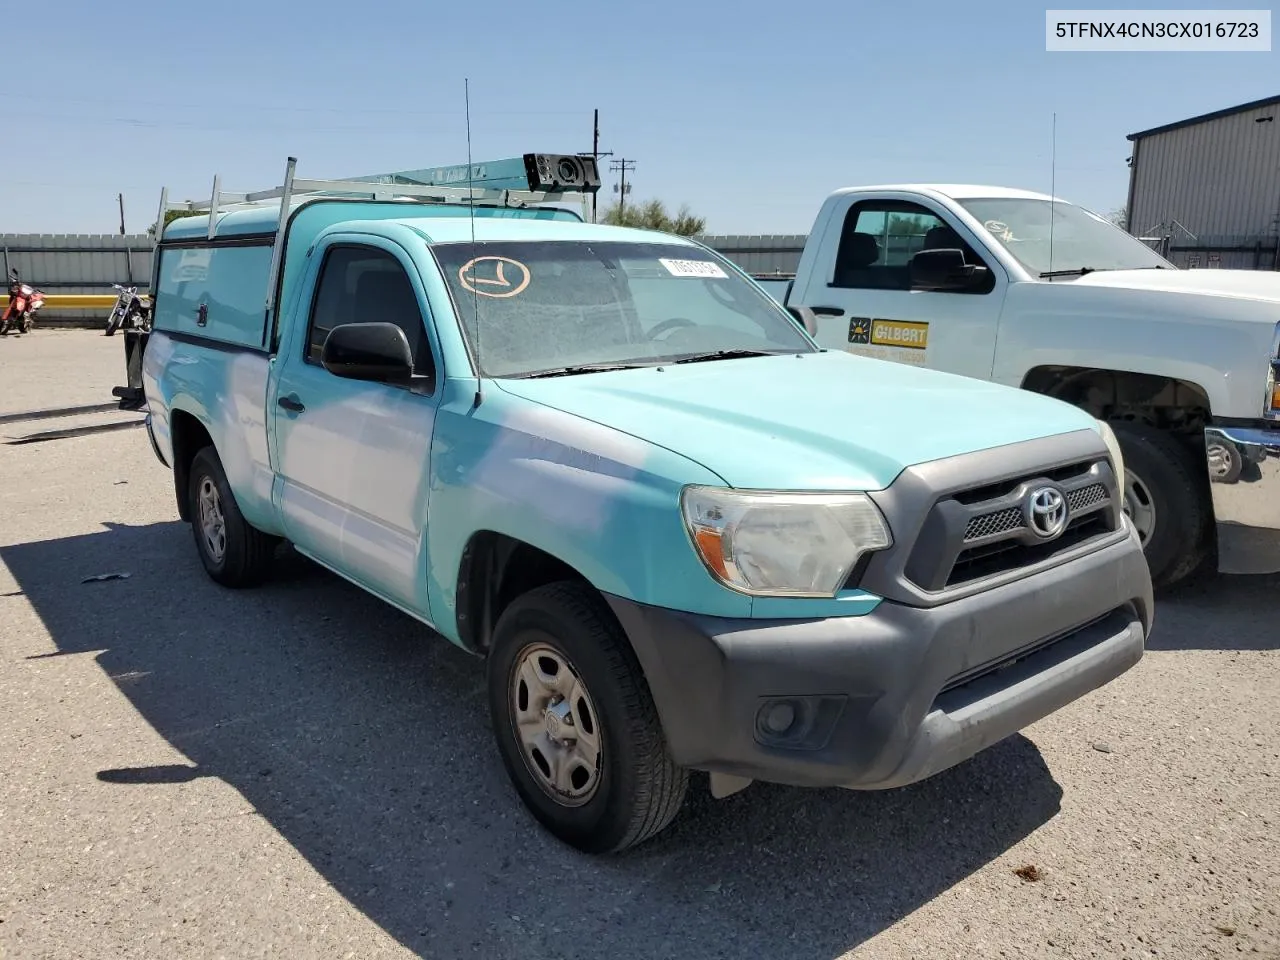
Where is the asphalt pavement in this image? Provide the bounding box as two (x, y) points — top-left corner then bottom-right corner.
(1, 331), (1277, 959)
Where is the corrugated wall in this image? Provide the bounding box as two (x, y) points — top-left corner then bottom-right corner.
(696, 235), (808, 275)
(1, 234), (154, 318)
(1, 233), (811, 321)
(1130, 102), (1280, 240)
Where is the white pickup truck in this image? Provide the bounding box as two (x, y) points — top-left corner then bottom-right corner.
(759, 184), (1280, 589)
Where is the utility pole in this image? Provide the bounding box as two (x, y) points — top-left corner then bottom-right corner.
(588, 109), (614, 223)
(118, 193), (134, 283)
(610, 158), (636, 216)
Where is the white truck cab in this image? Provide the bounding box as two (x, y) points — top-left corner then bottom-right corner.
(770, 184), (1280, 589)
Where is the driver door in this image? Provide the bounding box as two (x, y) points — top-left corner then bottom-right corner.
(269, 239), (443, 614)
(799, 196), (1008, 381)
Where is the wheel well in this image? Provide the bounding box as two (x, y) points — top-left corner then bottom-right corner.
(169, 410), (213, 522)
(1020, 366), (1211, 435)
(455, 532), (591, 654)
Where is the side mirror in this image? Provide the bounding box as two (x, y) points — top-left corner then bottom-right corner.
(321, 322), (414, 383)
(787, 305), (820, 337)
(910, 248), (990, 292)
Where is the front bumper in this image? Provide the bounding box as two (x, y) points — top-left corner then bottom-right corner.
(1205, 424), (1280, 575)
(606, 524), (1152, 791)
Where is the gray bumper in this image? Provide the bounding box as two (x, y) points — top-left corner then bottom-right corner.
(605, 525), (1152, 791)
(1205, 424), (1280, 575)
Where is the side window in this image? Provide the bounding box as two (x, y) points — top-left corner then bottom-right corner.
(305, 245), (434, 379)
(831, 201), (990, 292)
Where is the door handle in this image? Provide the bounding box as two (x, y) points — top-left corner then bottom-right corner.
(811, 305), (845, 317)
(277, 395), (305, 413)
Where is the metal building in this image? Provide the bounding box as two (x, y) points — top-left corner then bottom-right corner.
(1125, 94), (1280, 270)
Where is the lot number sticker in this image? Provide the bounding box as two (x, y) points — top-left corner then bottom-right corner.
(658, 258), (728, 279)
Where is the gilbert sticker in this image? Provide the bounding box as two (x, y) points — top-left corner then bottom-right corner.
(845, 319), (929, 350)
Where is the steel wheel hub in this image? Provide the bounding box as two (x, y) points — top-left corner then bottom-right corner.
(1206, 442), (1232, 480)
(198, 476), (227, 563)
(1122, 468), (1157, 544)
(510, 641), (603, 807)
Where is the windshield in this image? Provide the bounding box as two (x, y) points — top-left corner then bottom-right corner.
(955, 198), (1173, 276)
(430, 240), (815, 378)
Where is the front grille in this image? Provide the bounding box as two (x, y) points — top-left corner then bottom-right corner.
(1068, 482), (1107, 512)
(903, 456), (1120, 593)
(964, 507), (1022, 541)
(963, 481), (1108, 543)
(948, 512), (1110, 586)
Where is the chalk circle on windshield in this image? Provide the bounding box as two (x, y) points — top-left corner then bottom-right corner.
(458, 256), (532, 299)
(984, 219), (1020, 243)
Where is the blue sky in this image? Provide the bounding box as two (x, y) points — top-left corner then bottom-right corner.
(3, 0), (1276, 236)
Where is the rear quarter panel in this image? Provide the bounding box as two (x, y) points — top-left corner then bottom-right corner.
(143, 332), (278, 533)
(146, 236), (279, 532)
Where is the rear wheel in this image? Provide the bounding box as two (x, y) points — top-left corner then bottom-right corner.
(187, 446), (277, 587)
(487, 581), (688, 854)
(1110, 419), (1212, 590)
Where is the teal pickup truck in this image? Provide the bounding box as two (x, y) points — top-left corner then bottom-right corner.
(114, 155), (1153, 853)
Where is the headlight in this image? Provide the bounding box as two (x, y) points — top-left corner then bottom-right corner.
(1097, 420), (1126, 498)
(680, 486), (892, 597)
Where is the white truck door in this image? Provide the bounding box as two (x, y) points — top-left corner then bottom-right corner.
(796, 195), (1007, 380)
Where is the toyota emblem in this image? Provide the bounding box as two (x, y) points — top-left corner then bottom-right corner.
(1025, 486), (1069, 539)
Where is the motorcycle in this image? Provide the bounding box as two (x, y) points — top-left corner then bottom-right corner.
(104, 283), (153, 336)
(1, 268), (46, 335)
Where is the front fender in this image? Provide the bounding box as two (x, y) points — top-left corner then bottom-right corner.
(993, 282), (1276, 419)
(423, 383), (752, 646)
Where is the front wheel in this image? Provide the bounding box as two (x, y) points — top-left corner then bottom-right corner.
(487, 581), (689, 854)
(187, 446), (278, 587)
(1110, 420), (1212, 590)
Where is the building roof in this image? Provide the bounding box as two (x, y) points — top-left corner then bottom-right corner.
(1127, 93), (1280, 141)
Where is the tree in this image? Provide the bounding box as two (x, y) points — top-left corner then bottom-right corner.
(1107, 205), (1128, 230)
(600, 198), (706, 236)
(147, 209), (201, 238)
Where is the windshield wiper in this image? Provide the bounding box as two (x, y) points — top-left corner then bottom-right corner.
(670, 349), (781, 365)
(519, 361), (654, 379)
(1039, 267), (1099, 278)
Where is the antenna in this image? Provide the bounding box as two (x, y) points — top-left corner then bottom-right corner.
(465, 78), (483, 408)
(1048, 111), (1057, 277)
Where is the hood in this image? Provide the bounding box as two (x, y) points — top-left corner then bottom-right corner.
(1069, 268), (1280, 306)
(496, 350), (1100, 491)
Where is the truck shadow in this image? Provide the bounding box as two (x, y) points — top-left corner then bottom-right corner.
(2, 521), (1064, 960)
(1149, 569), (1280, 651)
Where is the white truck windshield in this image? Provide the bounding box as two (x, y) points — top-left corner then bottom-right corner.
(956, 198), (1173, 277)
(431, 240), (815, 378)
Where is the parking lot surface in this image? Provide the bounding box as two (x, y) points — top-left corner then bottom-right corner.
(1, 331), (1277, 960)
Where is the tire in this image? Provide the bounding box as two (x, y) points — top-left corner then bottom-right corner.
(186, 446), (277, 588)
(1205, 437), (1242, 484)
(105, 304), (124, 336)
(487, 581), (688, 854)
(1109, 419), (1212, 590)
